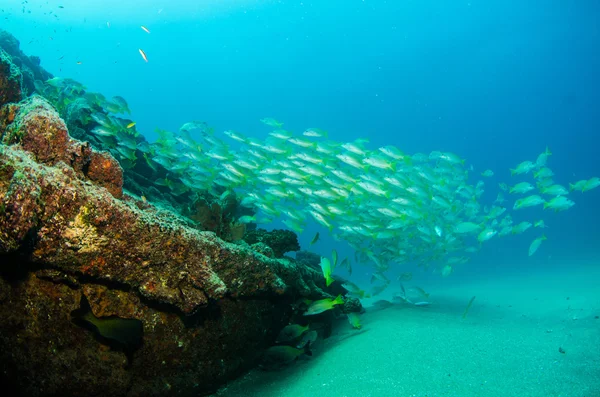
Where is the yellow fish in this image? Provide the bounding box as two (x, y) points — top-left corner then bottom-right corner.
(303, 295), (344, 316)
(126, 122), (136, 129)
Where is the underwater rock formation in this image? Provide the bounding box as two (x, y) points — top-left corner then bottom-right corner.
(296, 250), (322, 270)
(0, 49), (22, 106)
(186, 190), (254, 242)
(0, 29), (52, 97)
(243, 228), (301, 258)
(0, 59), (333, 395)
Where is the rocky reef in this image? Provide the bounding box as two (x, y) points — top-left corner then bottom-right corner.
(243, 228), (301, 258)
(0, 31), (342, 396)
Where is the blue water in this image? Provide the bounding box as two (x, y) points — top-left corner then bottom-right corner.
(3, 0), (599, 280)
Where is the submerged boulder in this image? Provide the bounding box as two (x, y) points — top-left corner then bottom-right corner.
(0, 92), (329, 396)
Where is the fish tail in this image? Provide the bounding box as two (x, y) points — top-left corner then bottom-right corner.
(325, 275), (334, 287)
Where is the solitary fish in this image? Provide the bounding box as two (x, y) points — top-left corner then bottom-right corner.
(303, 295), (344, 316)
(141, 25), (150, 33)
(138, 49), (148, 62)
(528, 235), (547, 256)
(309, 232), (320, 245)
(347, 313), (361, 329)
(320, 257), (334, 287)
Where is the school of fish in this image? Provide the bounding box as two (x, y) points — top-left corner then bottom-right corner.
(34, 77), (599, 285)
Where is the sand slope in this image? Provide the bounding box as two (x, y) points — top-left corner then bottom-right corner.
(215, 264), (600, 397)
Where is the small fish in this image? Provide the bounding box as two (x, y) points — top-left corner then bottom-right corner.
(141, 25), (150, 34)
(71, 295), (143, 360)
(481, 169), (494, 177)
(262, 342), (312, 367)
(397, 272), (412, 282)
(454, 222), (482, 234)
(512, 221), (533, 234)
(309, 232), (320, 245)
(320, 257), (334, 287)
(509, 182), (535, 194)
(534, 167), (554, 179)
(528, 235), (547, 256)
(510, 161), (536, 176)
(138, 49), (148, 62)
(295, 330), (318, 349)
(583, 177), (600, 192)
(347, 313), (361, 329)
(260, 117), (283, 128)
(341, 282), (366, 299)
(513, 195), (545, 210)
(569, 179), (588, 192)
(543, 196), (575, 212)
(541, 184), (568, 196)
(462, 296), (476, 319)
(371, 283), (388, 296)
(441, 265), (453, 277)
(303, 295), (344, 316)
(303, 128), (328, 138)
(237, 215), (257, 224)
(276, 324), (309, 344)
(409, 286), (430, 299)
(126, 122), (136, 129)
(477, 228), (497, 243)
(535, 147), (552, 167)
(413, 301), (431, 307)
(331, 249), (338, 268)
(107, 21), (110, 28)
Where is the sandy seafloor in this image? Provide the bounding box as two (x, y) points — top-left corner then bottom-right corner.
(214, 261), (600, 397)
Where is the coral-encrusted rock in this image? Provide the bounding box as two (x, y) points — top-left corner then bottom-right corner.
(0, 29), (52, 95)
(251, 241), (275, 258)
(86, 150), (124, 199)
(0, 272), (285, 396)
(0, 142), (330, 395)
(0, 49), (22, 106)
(0, 145), (325, 312)
(0, 95), (124, 198)
(296, 250), (322, 270)
(1, 95), (69, 164)
(243, 228), (301, 258)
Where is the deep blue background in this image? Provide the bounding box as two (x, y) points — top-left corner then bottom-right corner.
(3, 0), (599, 280)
